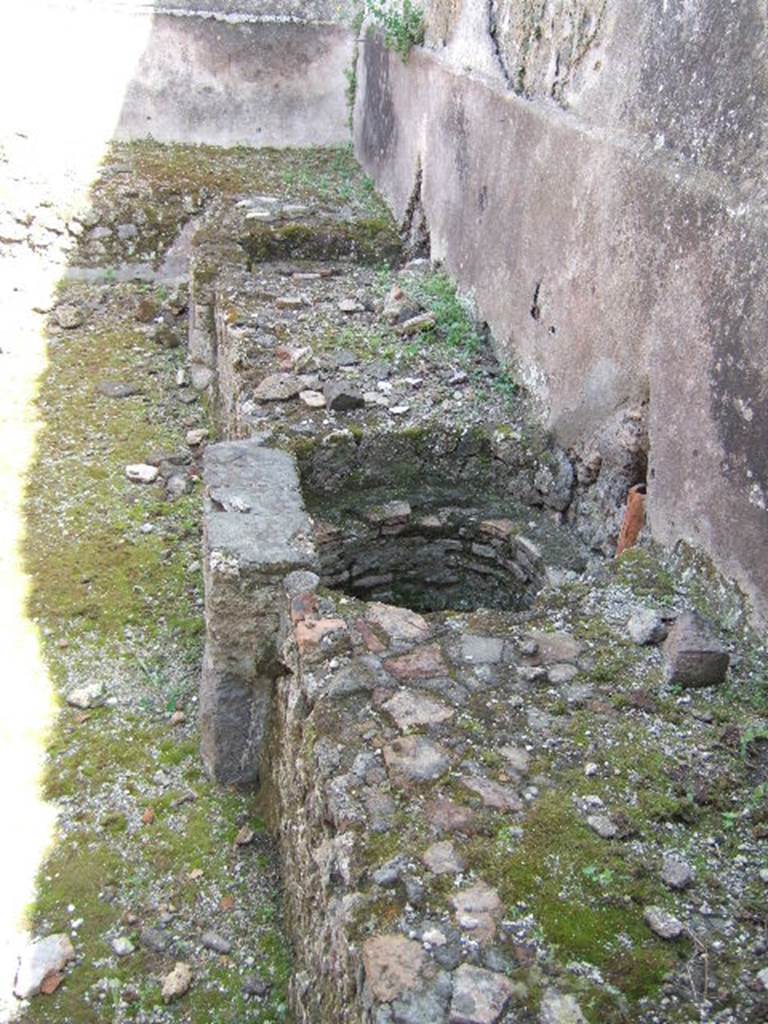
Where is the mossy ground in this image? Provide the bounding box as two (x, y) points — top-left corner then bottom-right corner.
(16, 278), (291, 1022)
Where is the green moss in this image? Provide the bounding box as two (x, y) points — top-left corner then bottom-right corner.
(469, 792), (681, 1004)
(614, 548), (677, 604)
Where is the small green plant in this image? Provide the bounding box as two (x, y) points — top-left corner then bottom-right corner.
(344, 65), (358, 131)
(363, 0), (425, 62)
(406, 271), (484, 358)
(582, 864), (616, 887)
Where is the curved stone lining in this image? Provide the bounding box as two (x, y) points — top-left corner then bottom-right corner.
(316, 502), (545, 613)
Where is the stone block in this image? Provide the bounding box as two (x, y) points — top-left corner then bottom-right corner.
(663, 611), (729, 687)
(201, 440), (317, 785)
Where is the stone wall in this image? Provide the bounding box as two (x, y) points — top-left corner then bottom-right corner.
(113, 0), (355, 147)
(353, 1), (768, 624)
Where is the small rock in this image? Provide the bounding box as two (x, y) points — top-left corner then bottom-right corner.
(324, 382), (365, 411)
(165, 474), (189, 500)
(254, 373), (306, 402)
(422, 841), (466, 875)
(644, 906), (684, 940)
(628, 608), (669, 645)
(139, 927), (170, 953)
(390, 404), (411, 416)
(525, 631), (582, 666)
(548, 664), (579, 685)
(663, 611), (729, 687)
(125, 464), (159, 484)
(395, 312), (436, 335)
(586, 814), (618, 839)
(299, 389), (326, 408)
(235, 826), (256, 846)
(201, 931), (232, 955)
(499, 746), (530, 775)
(452, 882), (503, 945)
(756, 967), (768, 991)
(462, 635), (505, 665)
(425, 798), (478, 834)
(66, 683), (105, 709)
(383, 691), (454, 731)
(539, 987), (588, 1024)
(243, 974), (270, 997)
(332, 349), (360, 367)
(384, 644), (447, 681)
(362, 934), (426, 1002)
(275, 295), (307, 310)
(449, 963), (513, 1024)
(383, 736), (451, 785)
(186, 428), (208, 447)
(338, 298), (364, 314)
(461, 777), (522, 812)
(161, 962), (192, 1003)
(54, 304), (84, 329)
(111, 937), (135, 957)
(14, 934), (75, 999)
(97, 382), (140, 399)
(366, 601), (429, 642)
(584, 762), (599, 777)
(661, 854), (694, 891)
(170, 710), (187, 726)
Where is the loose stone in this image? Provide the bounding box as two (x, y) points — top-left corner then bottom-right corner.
(254, 373), (306, 401)
(125, 463), (159, 484)
(111, 937), (135, 957)
(586, 814), (618, 839)
(539, 987), (588, 1024)
(66, 683), (105, 709)
(449, 963), (513, 1024)
(628, 607), (669, 645)
(422, 840), (466, 875)
(362, 934), (426, 1002)
(299, 389), (326, 408)
(461, 776), (522, 812)
(324, 382), (365, 411)
(14, 934), (75, 999)
(243, 974), (270, 997)
(338, 298), (364, 313)
(97, 382), (140, 399)
(275, 295), (307, 309)
(661, 854), (694, 890)
(201, 931), (232, 955)
(452, 882), (503, 945)
(186, 428), (208, 447)
(644, 906), (684, 939)
(161, 962), (193, 1002)
(54, 304), (84, 329)
(383, 736), (451, 785)
(140, 927), (170, 953)
(664, 611), (729, 687)
(499, 745), (530, 774)
(396, 312), (436, 335)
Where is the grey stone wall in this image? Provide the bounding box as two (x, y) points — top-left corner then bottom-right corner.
(354, 0), (768, 624)
(113, 0), (356, 147)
